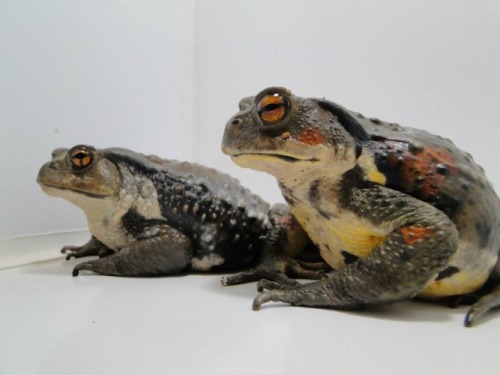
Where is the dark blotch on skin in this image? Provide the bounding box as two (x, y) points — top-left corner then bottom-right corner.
(308, 180), (321, 203)
(341, 250), (359, 265)
(122, 209), (149, 237)
(317, 208), (331, 220)
(316, 99), (370, 142)
(435, 266), (460, 281)
(432, 194), (460, 220)
(476, 222), (492, 248)
(408, 143), (424, 154)
(355, 144), (363, 159)
(436, 163), (449, 176)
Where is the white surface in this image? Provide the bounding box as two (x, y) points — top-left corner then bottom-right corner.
(2, 1), (500, 238)
(0, 231), (499, 375)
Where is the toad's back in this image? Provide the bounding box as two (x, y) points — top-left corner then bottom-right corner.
(356, 114), (500, 296)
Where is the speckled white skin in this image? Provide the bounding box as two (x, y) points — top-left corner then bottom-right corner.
(191, 253), (225, 271)
(40, 164), (165, 251)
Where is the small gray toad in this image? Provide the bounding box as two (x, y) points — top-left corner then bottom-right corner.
(37, 145), (326, 282)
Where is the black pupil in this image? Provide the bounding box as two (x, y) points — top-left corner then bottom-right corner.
(71, 150), (90, 168)
(75, 152), (87, 161)
(262, 103), (282, 112)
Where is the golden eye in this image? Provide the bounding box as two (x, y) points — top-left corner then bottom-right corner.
(256, 93), (290, 124)
(69, 146), (93, 170)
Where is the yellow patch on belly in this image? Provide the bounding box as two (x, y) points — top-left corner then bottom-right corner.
(332, 221), (387, 257)
(419, 242), (498, 298)
(292, 203), (389, 269)
(419, 272), (489, 298)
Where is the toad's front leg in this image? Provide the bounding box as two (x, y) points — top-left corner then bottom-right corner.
(222, 204), (328, 286)
(62, 236), (114, 260)
(253, 186), (459, 312)
(73, 225), (193, 277)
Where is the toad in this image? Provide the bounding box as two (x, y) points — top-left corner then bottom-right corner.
(222, 86), (500, 326)
(37, 145), (325, 282)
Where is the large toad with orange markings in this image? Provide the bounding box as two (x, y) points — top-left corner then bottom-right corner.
(222, 86), (500, 326)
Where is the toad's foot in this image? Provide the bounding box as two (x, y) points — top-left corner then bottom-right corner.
(252, 278), (323, 311)
(253, 289), (293, 311)
(256, 278), (300, 292)
(63, 246), (114, 260)
(62, 236), (113, 260)
(72, 260), (99, 276)
(221, 257), (329, 287)
(252, 278), (325, 310)
(464, 286), (500, 327)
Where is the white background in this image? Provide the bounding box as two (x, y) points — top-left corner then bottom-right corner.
(1, 1), (500, 374)
(1, 0), (499, 238)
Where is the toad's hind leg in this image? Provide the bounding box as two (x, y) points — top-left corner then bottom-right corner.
(253, 186), (459, 312)
(465, 285), (500, 327)
(72, 225), (193, 277)
(253, 277), (364, 310)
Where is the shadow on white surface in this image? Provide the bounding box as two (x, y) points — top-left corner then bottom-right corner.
(19, 257), (77, 276)
(233, 291), (464, 325)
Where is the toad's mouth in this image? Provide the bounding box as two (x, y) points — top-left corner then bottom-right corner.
(39, 183), (110, 199)
(230, 152), (318, 164)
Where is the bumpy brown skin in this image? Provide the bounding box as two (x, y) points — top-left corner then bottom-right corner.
(222, 86), (500, 327)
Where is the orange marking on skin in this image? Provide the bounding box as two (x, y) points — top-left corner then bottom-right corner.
(400, 225), (433, 245)
(398, 145), (457, 199)
(409, 146), (457, 175)
(297, 129), (326, 145)
(414, 146), (457, 198)
(425, 147), (457, 171)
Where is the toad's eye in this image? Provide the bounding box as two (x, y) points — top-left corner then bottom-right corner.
(68, 146), (94, 171)
(256, 93), (290, 124)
